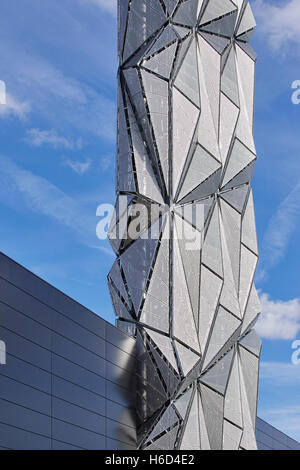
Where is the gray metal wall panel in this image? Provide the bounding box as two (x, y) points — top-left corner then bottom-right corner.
(0, 398), (51, 437)
(0, 354), (51, 394)
(0, 422), (51, 450)
(0, 301), (51, 349)
(51, 419), (106, 450)
(51, 355), (106, 397)
(0, 375), (51, 415)
(0, 326), (51, 371)
(0, 252), (137, 450)
(52, 376), (106, 416)
(52, 333), (106, 377)
(52, 397), (106, 435)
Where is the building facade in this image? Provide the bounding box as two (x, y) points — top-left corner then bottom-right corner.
(0, 252), (299, 450)
(0, 253), (136, 450)
(109, 0), (261, 450)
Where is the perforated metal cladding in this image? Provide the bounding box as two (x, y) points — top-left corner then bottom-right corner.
(110, 0), (261, 450)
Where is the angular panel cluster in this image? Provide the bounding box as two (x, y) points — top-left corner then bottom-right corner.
(109, 0), (261, 450)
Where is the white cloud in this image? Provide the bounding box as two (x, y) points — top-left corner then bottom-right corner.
(78, 0), (117, 15)
(26, 128), (80, 150)
(253, 0), (300, 52)
(63, 157), (92, 175)
(255, 292), (300, 340)
(0, 92), (31, 121)
(257, 180), (300, 282)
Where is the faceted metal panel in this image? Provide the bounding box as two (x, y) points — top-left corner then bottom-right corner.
(200, 348), (234, 395)
(223, 420), (242, 450)
(174, 387), (193, 419)
(180, 389), (200, 450)
(224, 352), (243, 428)
(174, 38), (200, 106)
(200, 0), (237, 25)
(113, 0), (261, 450)
(200, 384), (224, 450)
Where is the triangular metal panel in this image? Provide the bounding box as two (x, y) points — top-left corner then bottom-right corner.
(180, 390), (200, 449)
(242, 189), (258, 254)
(178, 145), (221, 201)
(145, 329), (179, 374)
(174, 197), (213, 232)
(239, 245), (258, 316)
(198, 392), (211, 449)
(127, 100), (164, 204)
(222, 139), (256, 190)
(219, 92), (239, 166)
(174, 38), (200, 107)
(202, 203), (223, 278)
(197, 34), (220, 137)
(198, 265), (223, 352)
(239, 345), (259, 428)
(223, 420), (242, 450)
(175, 340), (201, 377)
(200, 11), (237, 38)
(173, 229), (201, 353)
(199, 32), (230, 55)
(150, 343), (180, 395)
(200, 384), (224, 450)
(200, 348), (234, 395)
(220, 185), (249, 213)
(176, 216), (201, 325)
(108, 259), (129, 304)
(172, 87), (199, 197)
(236, 43), (255, 124)
(174, 387), (193, 419)
(173, 0), (200, 27)
(203, 306), (241, 370)
(163, 0), (179, 16)
(239, 369), (258, 450)
(144, 41), (177, 79)
(145, 24), (178, 57)
(222, 160), (256, 191)
(121, 227), (159, 315)
(220, 199), (241, 293)
(239, 330), (262, 358)
(224, 351), (243, 427)
(219, 215), (241, 318)
(146, 405), (179, 443)
(200, 0), (237, 25)
(221, 46), (239, 107)
(179, 168), (222, 204)
(146, 424), (180, 449)
(123, 0), (166, 61)
(236, 2), (256, 37)
(241, 284), (261, 334)
(197, 39), (221, 161)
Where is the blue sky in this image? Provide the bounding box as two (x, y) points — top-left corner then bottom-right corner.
(0, 0), (300, 441)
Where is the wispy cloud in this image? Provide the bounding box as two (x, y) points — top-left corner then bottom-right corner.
(26, 128), (82, 150)
(0, 154), (112, 254)
(253, 0), (300, 53)
(0, 35), (116, 142)
(78, 0), (117, 16)
(256, 293), (300, 340)
(257, 181), (300, 282)
(62, 157), (92, 175)
(0, 92), (31, 121)
(260, 361), (300, 384)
